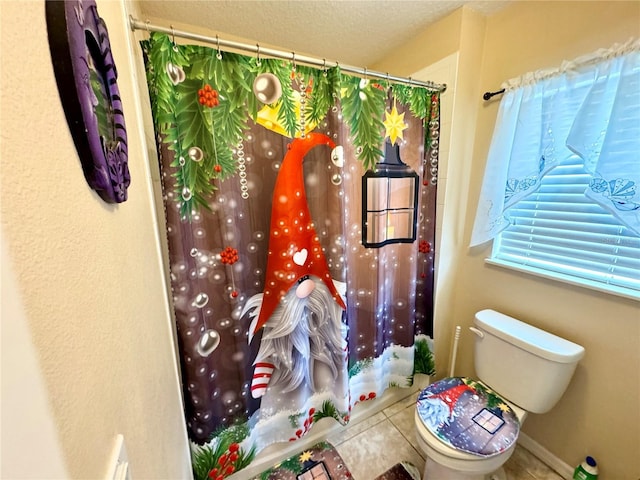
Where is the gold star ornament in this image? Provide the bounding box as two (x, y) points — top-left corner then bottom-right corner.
(383, 104), (408, 145)
(299, 450), (313, 463)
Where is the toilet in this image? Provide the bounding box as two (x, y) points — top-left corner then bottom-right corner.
(414, 309), (585, 480)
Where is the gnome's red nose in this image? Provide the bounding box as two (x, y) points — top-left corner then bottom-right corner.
(296, 275), (315, 298)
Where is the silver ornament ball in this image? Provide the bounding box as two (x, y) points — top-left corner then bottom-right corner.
(197, 329), (220, 357)
(188, 146), (204, 162)
(253, 73), (282, 105)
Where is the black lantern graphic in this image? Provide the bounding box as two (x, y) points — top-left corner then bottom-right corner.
(362, 141), (419, 248)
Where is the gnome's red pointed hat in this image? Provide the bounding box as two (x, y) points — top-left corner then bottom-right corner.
(253, 133), (346, 334)
(426, 383), (475, 416)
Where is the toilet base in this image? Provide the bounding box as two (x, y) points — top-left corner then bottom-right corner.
(487, 467), (507, 480)
(423, 456), (484, 480)
(422, 457), (507, 480)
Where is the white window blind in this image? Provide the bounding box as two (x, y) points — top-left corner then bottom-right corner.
(492, 154), (640, 295)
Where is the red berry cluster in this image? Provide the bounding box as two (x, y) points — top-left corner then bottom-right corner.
(289, 408), (316, 442)
(353, 391), (376, 407)
(304, 78), (313, 95)
(419, 241), (431, 254)
(360, 392), (376, 402)
(208, 443), (240, 480)
(220, 247), (238, 265)
(199, 84), (219, 108)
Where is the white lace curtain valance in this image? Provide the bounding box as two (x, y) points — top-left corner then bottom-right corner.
(471, 39), (640, 247)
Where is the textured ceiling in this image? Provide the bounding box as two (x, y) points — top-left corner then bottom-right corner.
(136, 1), (511, 67)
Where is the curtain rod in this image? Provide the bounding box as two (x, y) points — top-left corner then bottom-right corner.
(129, 16), (446, 92)
(481, 39), (639, 100)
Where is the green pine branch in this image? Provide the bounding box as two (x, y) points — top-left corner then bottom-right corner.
(191, 420), (255, 480)
(392, 84), (434, 120)
(340, 74), (386, 170)
(313, 399), (340, 422)
(143, 33), (189, 130)
(192, 441), (255, 480)
(144, 36), (256, 218)
(307, 66), (340, 126)
(210, 88), (249, 146)
(414, 338), (435, 376)
(287, 411), (305, 429)
(192, 444), (219, 480)
(462, 378), (505, 411)
(278, 77), (300, 137)
(278, 455), (305, 475)
(348, 356), (374, 378)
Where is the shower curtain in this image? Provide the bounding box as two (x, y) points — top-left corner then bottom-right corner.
(142, 33), (439, 479)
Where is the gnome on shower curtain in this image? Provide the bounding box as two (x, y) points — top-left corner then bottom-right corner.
(241, 133), (349, 417)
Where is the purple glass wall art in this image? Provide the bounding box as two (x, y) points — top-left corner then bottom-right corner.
(46, 0), (130, 203)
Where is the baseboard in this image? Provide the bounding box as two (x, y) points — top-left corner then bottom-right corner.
(517, 432), (574, 479)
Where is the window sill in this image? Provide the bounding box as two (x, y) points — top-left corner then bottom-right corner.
(485, 258), (640, 302)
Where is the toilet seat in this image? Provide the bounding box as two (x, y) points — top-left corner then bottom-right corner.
(415, 413), (518, 476)
(415, 410), (485, 461)
(416, 377), (522, 458)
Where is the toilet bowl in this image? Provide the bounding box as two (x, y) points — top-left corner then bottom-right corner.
(413, 310), (584, 480)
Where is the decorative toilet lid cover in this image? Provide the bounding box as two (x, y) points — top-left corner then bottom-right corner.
(417, 377), (520, 457)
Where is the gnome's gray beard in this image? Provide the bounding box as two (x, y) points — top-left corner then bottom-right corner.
(243, 277), (347, 394)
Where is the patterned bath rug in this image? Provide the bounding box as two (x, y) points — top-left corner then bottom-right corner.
(373, 462), (421, 480)
(251, 441), (353, 479)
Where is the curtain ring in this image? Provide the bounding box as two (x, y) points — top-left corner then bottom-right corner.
(364, 67), (368, 80)
(291, 52), (297, 71)
(256, 43), (261, 65)
(170, 25), (178, 52)
(145, 20), (150, 35)
(216, 35), (222, 60)
(322, 58), (327, 77)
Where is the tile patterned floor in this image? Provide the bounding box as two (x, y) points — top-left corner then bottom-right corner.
(328, 388), (565, 480)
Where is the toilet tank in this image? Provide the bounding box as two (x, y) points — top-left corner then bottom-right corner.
(472, 309), (585, 414)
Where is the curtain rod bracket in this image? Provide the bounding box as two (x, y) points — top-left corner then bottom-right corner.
(128, 15), (137, 32)
(483, 89), (505, 101)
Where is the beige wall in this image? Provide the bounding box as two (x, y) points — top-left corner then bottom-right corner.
(470, 4), (640, 478)
(0, 1), (191, 478)
(380, 1), (640, 478)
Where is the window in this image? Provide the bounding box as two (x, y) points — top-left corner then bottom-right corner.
(473, 408), (505, 434)
(490, 155), (640, 296)
(472, 41), (640, 298)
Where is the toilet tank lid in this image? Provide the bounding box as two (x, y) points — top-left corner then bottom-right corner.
(474, 309), (585, 363)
